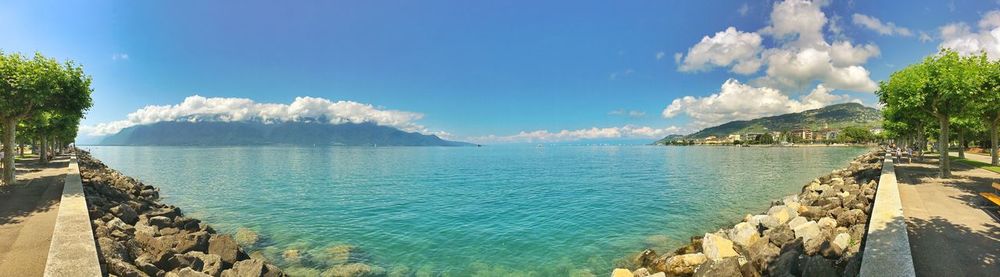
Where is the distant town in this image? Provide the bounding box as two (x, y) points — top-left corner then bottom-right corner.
(660, 124), (883, 146)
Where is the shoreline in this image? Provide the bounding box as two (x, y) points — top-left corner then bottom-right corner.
(77, 149), (290, 276)
(75, 147), (880, 276)
(616, 150), (884, 276)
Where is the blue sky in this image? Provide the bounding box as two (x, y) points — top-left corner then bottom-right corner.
(2, 0), (998, 143)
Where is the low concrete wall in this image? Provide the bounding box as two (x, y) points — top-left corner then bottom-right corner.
(43, 155), (102, 277)
(859, 154), (915, 277)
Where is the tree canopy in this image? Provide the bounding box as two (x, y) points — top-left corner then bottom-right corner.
(0, 51), (92, 185)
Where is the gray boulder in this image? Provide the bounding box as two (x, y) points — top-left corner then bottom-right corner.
(767, 251), (801, 277)
(111, 204), (139, 225)
(800, 256), (838, 277)
(149, 216), (173, 229)
(662, 253), (707, 275)
(208, 234), (242, 266)
(692, 257), (742, 277)
(188, 251), (224, 276)
(175, 231), (210, 253)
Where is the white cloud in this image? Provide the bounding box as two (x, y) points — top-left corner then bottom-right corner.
(80, 95), (431, 136)
(851, 13), (913, 37)
(919, 31), (933, 43)
(980, 10), (1000, 30)
(938, 10), (1000, 59)
(470, 125), (682, 143)
(677, 27), (763, 74)
(760, 0), (829, 47)
(757, 46), (878, 92)
(829, 41), (880, 67)
(674, 0), (880, 93)
(655, 51), (666, 60)
(661, 79), (860, 128)
(112, 53), (129, 61)
(738, 3), (750, 16)
(609, 110), (646, 118)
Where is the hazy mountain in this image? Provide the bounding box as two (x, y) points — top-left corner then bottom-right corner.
(655, 103), (881, 144)
(98, 121), (475, 146)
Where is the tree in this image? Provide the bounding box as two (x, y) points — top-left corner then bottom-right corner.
(968, 53), (1000, 165)
(756, 133), (775, 144)
(877, 50), (977, 178)
(0, 52), (92, 185)
(840, 126), (873, 143)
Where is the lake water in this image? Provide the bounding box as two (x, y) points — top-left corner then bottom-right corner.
(83, 145), (869, 276)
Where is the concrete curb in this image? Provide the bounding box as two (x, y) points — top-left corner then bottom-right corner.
(859, 154), (915, 277)
(43, 154), (102, 277)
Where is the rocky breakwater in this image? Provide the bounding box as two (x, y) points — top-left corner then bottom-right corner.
(77, 149), (286, 277)
(615, 151), (884, 277)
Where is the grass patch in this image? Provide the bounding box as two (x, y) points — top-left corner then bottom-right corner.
(954, 158), (1000, 174)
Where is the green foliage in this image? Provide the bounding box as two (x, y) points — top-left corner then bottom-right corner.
(878, 49), (991, 177)
(839, 126), (873, 143)
(753, 133), (775, 144)
(0, 51), (93, 184)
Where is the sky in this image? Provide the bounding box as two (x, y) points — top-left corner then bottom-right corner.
(2, 0), (999, 144)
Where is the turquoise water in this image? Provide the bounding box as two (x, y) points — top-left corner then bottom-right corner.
(83, 145), (868, 276)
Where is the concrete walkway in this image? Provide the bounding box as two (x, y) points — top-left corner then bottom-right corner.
(0, 156), (71, 276)
(952, 151), (997, 164)
(895, 154), (1000, 276)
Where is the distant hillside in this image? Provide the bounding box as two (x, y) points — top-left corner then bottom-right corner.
(99, 121), (474, 146)
(655, 103), (881, 144)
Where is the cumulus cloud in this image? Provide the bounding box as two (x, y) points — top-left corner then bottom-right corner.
(112, 53), (129, 61)
(655, 51), (666, 60)
(738, 3), (750, 16)
(760, 0), (829, 47)
(938, 10), (1000, 59)
(470, 125), (682, 143)
(677, 27), (764, 74)
(662, 79), (860, 128)
(755, 45), (878, 92)
(851, 13), (913, 37)
(675, 0), (880, 93)
(829, 41), (880, 67)
(80, 95), (430, 136)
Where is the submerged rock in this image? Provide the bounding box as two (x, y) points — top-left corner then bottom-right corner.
(634, 249), (658, 268)
(235, 228), (260, 247)
(322, 263), (385, 277)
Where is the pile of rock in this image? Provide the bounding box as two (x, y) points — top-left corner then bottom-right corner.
(78, 150), (287, 277)
(616, 151), (884, 277)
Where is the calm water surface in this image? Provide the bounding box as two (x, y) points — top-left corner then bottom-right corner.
(84, 145), (869, 276)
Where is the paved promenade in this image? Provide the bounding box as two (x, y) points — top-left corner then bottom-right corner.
(0, 156), (71, 276)
(895, 153), (1000, 276)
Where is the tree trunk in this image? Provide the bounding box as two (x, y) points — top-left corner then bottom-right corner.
(2, 118), (16, 185)
(958, 127), (966, 159)
(992, 120), (998, 166)
(939, 116), (951, 178)
(917, 122), (925, 161)
(39, 135), (48, 164)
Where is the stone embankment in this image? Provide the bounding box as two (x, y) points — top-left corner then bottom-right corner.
(77, 150), (286, 277)
(616, 151), (884, 277)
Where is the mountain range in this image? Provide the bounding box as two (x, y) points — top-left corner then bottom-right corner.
(655, 103), (881, 144)
(97, 121), (474, 146)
